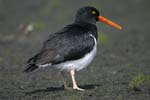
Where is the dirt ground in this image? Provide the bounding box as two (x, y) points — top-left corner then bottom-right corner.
(0, 0), (150, 100)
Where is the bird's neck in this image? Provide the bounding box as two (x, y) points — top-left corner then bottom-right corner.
(74, 21), (98, 40)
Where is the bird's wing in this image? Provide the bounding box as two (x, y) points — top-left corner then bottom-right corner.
(27, 24), (95, 66)
(27, 48), (64, 65)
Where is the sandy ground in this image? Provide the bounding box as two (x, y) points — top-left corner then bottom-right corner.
(0, 0), (150, 100)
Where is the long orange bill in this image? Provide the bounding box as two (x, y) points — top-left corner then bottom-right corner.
(98, 16), (122, 30)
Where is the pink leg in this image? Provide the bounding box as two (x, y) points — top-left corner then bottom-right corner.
(70, 69), (85, 91)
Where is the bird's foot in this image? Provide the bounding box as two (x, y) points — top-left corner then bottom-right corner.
(73, 86), (85, 91)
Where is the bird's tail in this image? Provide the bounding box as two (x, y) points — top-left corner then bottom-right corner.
(24, 64), (38, 72)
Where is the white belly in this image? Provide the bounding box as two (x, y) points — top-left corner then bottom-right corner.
(54, 34), (97, 71)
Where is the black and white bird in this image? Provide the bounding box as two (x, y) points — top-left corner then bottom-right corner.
(24, 6), (122, 91)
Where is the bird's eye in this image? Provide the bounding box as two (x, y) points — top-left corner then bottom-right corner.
(92, 10), (96, 15)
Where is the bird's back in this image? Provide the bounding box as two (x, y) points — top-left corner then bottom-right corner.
(24, 23), (97, 72)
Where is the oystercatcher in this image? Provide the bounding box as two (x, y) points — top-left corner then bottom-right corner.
(24, 6), (122, 91)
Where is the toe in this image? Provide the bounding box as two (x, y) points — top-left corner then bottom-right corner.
(73, 87), (85, 91)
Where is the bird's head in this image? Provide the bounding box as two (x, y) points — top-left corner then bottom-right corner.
(75, 6), (122, 30)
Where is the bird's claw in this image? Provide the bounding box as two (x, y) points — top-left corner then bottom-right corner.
(73, 86), (85, 91)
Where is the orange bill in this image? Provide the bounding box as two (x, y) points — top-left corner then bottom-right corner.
(98, 16), (122, 30)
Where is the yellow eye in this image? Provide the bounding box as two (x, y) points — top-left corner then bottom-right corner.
(92, 10), (96, 14)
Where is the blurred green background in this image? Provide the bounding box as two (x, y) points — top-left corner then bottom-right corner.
(0, 0), (150, 100)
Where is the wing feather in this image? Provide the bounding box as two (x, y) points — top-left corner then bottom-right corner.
(27, 24), (96, 66)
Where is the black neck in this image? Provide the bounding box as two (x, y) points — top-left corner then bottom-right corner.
(74, 21), (98, 40)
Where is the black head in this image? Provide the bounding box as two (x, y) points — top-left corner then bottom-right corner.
(75, 6), (100, 24)
(74, 6), (122, 30)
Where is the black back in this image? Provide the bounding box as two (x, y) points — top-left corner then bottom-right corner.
(27, 23), (97, 65)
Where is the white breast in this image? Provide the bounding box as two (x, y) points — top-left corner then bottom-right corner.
(54, 34), (97, 71)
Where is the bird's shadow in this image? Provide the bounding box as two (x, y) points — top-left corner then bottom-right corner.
(25, 84), (100, 95)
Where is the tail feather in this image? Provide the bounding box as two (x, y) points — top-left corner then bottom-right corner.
(24, 64), (38, 72)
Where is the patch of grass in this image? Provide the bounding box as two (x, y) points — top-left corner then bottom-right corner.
(129, 73), (150, 90)
(127, 64), (134, 68)
(32, 22), (46, 29)
(98, 32), (110, 43)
